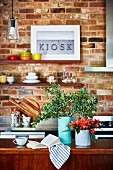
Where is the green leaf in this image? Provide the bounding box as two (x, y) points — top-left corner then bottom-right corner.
(32, 83), (99, 125)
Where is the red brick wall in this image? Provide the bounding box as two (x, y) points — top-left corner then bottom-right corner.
(1, 0), (112, 117)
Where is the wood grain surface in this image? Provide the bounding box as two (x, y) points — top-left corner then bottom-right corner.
(0, 139), (113, 170)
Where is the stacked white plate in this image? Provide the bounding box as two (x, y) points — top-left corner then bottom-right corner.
(23, 72), (41, 84)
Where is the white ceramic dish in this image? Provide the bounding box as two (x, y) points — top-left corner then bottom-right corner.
(26, 76), (38, 80)
(13, 137), (28, 146)
(7, 77), (14, 84)
(62, 79), (68, 83)
(28, 72), (36, 76)
(23, 80), (41, 84)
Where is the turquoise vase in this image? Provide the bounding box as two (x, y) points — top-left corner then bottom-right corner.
(58, 116), (72, 144)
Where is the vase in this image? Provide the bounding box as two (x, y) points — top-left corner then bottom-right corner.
(75, 130), (91, 146)
(58, 116), (72, 144)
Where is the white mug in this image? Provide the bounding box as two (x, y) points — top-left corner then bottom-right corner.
(13, 137), (28, 146)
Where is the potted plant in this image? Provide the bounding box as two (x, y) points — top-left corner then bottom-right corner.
(68, 116), (100, 146)
(34, 83), (98, 121)
(33, 83), (99, 144)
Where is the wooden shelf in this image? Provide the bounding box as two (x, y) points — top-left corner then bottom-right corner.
(0, 82), (84, 88)
(0, 60), (82, 65)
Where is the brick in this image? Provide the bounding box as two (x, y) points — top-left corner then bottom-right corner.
(104, 84), (113, 90)
(89, 38), (105, 42)
(89, 2), (105, 7)
(64, 89), (78, 94)
(82, 43), (95, 48)
(89, 14), (105, 20)
(59, 2), (73, 8)
(0, 108), (10, 116)
(17, 44), (30, 48)
(74, 2), (88, 7)
(97, 90), (112, 96)
(104, 107), (113, 113)
(2, 90), (17, 95)
(83, 55), (98, 61)
(50, 8), (65, 13)
(76, 71), (90, 77)
(81, 20), (96, 25)
(26, 14), (41, 19)
(96, 95), (104, 101)
(66, 20), (80, 25)
(0, 49), (9, 54)
(3, 20), (8, 25)
(34, 89), (47, 96)
(34, 20), (50, 25)
(95, 42), (105, 49)
(25, 96), (41, 101)
(0, 96), (9, 100)
(80, 25), (89, 31)
(65, 67), (79, 72)
(90, 49), (105, 53)
(1, 65), (17, 71)
(50, 20), (63, 25)
(89, 25), (105, 31)
(2, 101), (15, 106)
(81, 8), (99, 14)
(19, 9), (34, 13)
(18, 20), (33, 25)
(90, 60), (105, 66)
(105, 96), (113, 100)
(66, 8), (81, 13)
(81, 49), (90, 54)
(96, 19), (105, 25)
(1, 44), (15, 48)
(26, 32), (31, 36)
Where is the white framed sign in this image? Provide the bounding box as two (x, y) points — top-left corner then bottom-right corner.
(31, 25), (80, 60)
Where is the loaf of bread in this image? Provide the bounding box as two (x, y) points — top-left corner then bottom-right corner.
(10, 98), (41, 121)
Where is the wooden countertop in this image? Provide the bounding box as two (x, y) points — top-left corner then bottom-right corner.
(0, 139), (113, 155)
(0, 139), (113, 170)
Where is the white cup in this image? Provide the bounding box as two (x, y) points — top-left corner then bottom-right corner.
(13, 137), (28, 146)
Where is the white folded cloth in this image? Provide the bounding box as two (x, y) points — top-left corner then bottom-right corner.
(26, 134), (70, 169)
(49, 143), (70, 169)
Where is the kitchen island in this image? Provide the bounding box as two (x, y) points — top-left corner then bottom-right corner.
(0, 139), (113, 170)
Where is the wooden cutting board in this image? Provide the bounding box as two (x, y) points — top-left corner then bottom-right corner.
(9, 98), (41, 121)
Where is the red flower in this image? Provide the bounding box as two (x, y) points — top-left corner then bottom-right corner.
(90, 128), (96, 134)
(68, 116), (100, 140)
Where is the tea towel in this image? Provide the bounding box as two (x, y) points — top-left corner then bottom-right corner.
(49, 143), (70, 169)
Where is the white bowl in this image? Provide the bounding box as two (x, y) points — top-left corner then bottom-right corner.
(28, 72), (36, 76)
(7, 79), (14, 84)
(7, 77), (14, 84)
(26, 76), (38, 80)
